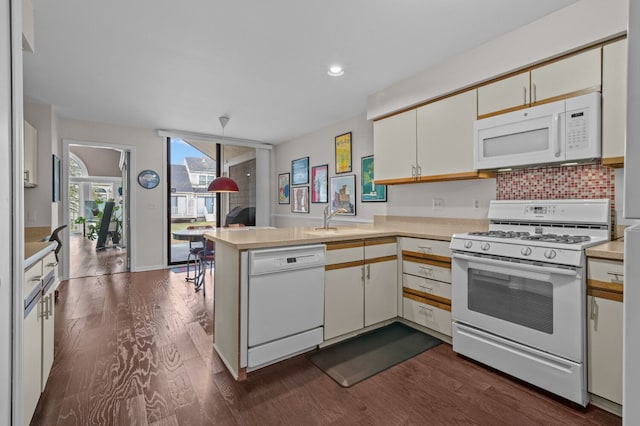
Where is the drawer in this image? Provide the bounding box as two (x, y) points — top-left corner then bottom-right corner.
(403, 259), (451, 283)
(365, 241), (397, 260)
(326, 241), (363, 265)
(24, 259), (43, 296)
(587, 258), (624, 284)
(403, 296), (452, 337)
(403, 274), (451, 300)
(41, 251), (58, 278)
(402, 237), (451, 259)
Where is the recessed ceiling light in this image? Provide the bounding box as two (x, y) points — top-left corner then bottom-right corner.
(328, 65), (344, 77)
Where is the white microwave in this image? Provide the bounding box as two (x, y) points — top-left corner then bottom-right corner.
(473, 92), (601, 170)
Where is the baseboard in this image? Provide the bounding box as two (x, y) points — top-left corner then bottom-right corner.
(588, 393), (622, 417)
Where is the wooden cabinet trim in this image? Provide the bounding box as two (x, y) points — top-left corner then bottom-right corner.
(325, 260), (365, 271)
(374, 170), (494, 186)
(588, 278), (624, 294)
(326, 241), (364, 251)
(403, 291), (452, 312)
(403, 287), (451, 307)
(364, 237), (397, 246)
(365, 255), (397, 265)
(588, 288), (623, 302)
(403, 252), (451, 266)
(602, 156), (624, 168)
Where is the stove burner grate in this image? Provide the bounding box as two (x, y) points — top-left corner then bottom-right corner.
(468, 230), (531, 238)
(520, 234), (591, 244)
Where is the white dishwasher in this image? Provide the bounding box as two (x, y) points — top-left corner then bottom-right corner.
(247, 244), (325, 369)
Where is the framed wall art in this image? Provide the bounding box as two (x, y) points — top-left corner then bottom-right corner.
(291, 156), (309, 185)
(335, 132), (352, 174)
(311, 164), (328, 203)
(291, 186), (310, 213)
(330, 174), (356, 215)
(278, 172), (290, 204)
(361, 155), (387, 202)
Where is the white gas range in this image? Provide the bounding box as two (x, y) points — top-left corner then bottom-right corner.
(450, 199), (610, 406)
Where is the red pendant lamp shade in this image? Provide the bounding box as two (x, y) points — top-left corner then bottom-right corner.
(208, 176), (239, 192)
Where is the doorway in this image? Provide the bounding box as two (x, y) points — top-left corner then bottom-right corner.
(63, 141), (132, 279)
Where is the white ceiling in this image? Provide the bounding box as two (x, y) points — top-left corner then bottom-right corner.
(24, 0), (576, 144)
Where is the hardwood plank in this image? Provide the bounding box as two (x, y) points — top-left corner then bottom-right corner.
(31, 268), (621, 426)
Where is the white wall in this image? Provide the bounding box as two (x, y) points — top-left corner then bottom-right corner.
(368, 0), (628, 119)
(58, 118), (165, 271)
(24, 101), (57, 227)
(273, 113), (386, 228)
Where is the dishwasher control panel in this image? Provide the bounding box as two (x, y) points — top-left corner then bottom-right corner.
(249, 245), (326, 275)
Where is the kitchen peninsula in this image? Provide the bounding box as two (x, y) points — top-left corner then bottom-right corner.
(203, 217), (488, 381)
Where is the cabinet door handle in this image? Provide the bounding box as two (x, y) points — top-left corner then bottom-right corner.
(411, 165), (416, 179)
(41, 295), (49, 320)
(523, 86), (527, 105)
(24, 170), (29, 182)
(532, 83), (537, 103)
(361, 266), (365, 284)
(46, 262), (58, 267)
(30, 276), (42, 282)
(366, 264), (370, 280)
(590, 297), (598, 321)
(416, 165), (422, 180)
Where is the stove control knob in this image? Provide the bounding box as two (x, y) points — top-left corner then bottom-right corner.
(480, 243), (490, 251)
(544, 249), (557, 259)
(463, 240), (473, 249)
(520, 247), (532, 256)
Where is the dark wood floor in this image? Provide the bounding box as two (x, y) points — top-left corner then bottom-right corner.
(31, 268), (622, 425)
(69, 234), (128, 279)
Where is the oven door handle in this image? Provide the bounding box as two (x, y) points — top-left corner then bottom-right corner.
(453, 253), (578, 277)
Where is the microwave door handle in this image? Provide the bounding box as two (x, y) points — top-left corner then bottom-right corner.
(453, 253), (578, 277)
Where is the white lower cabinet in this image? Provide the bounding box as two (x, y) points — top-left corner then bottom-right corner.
(23, 251), (58, 425)
(586, 257), (624, 407)
(587, 295), (623, 405)
(324, 238), (397, 341)
(325, 265), (365, 340)
(403, 296), (452, 336)
(23, 298), (42, 426)
(401, 237), (452, 337)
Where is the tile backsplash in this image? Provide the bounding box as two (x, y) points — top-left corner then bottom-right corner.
(496, 164), (616, 210)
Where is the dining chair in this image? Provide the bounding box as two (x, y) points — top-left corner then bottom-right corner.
(185, 225), (212, 282)
(195, 239), (214, 295)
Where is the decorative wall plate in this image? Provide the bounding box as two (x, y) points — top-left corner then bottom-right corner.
(137, 169), (160, 189)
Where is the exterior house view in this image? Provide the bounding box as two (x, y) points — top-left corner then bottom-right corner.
(3, 0), (640, 425)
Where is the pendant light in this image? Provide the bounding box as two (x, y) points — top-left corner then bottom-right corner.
(208, 116), (239, 193)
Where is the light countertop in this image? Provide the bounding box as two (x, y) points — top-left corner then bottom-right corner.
(24, 242), (56, 270)
(204, 217), (489, 250)
(586, 239), (624, 261)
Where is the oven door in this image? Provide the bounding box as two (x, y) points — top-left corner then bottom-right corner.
(451, 252), (584, 362)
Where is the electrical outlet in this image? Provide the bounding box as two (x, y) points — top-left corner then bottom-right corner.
(432, 198), (444, 209)
(473, 199), (480, 209)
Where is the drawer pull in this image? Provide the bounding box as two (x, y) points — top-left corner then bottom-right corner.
(418, 266), (434, 277)
(419, 305), (434, 316)
(418, 285), (433, 293)
(30, 276), (42, 282)
(418, 246), (433, 254)
(607, 271), (624, 281)
(46, 262), (58, 267)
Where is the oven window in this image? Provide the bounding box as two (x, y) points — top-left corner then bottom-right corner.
(468, 268), (553, 334)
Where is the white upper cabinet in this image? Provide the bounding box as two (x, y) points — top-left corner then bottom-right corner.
(478, 47), (602, 118)
(417, 89), (477, 176)
(530, 47), (601, 103)
(373, 109), (416, 183)
(602, 39), (627, 164)
(478, 72), (530, 117)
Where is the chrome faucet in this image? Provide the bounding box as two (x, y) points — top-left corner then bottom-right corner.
(323, 205), (348, 229)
